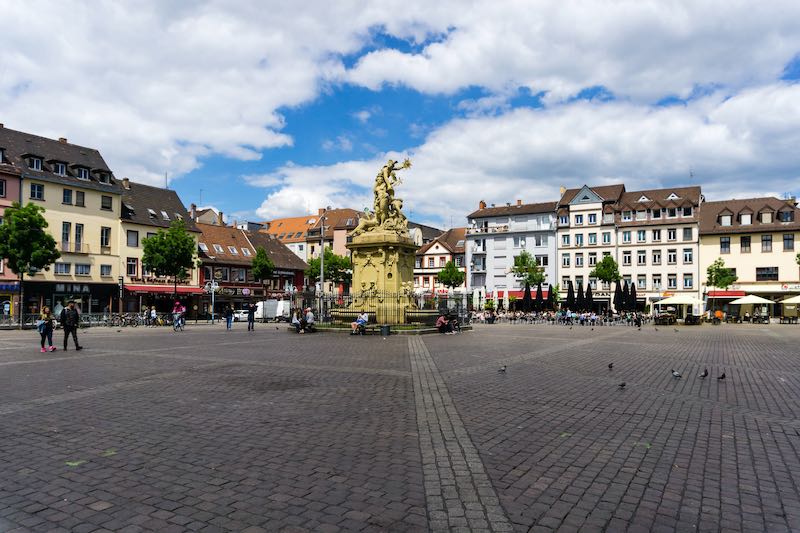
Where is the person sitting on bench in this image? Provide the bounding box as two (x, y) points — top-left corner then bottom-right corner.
(436, 313), (452, 334)
(351, 311), (369, 335)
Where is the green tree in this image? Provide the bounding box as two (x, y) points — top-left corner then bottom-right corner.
(306, 247), (352, 287)
(590, 255), (621, 284)
(0, 202), (60, 327)
(437, 260), (465, 289)
(511, 250), (546, 286)
(251, 247), (275, 283)
(706, 257), (738, 312)
(142, 220), (197, 298)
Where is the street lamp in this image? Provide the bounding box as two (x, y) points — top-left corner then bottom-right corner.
(319, 206), (330, 295)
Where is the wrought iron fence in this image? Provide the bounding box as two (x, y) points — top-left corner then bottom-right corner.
(287, 291), (474, 326)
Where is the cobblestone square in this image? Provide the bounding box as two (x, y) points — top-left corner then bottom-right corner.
(2, 323), (800, 532)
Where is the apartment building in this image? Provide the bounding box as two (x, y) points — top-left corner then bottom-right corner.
(305, 208), (361, 263)
(119, 179), (202, 313)
(465, 199), (558, 300)
(414, 227), (467, 293)
(614, 187), (702, 308)
(0, 126), (123, 314)
(557, 184), (703, 310)
(0, 138), (22, 316)
(699, 197), (800, 313)
(261, 214), (319, 261)
(556, 185), (625, 309)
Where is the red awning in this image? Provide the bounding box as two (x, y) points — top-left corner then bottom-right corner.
(707, 290), (746, 298)
(496, 290), (549, 298)
(125, 285), (204, 294)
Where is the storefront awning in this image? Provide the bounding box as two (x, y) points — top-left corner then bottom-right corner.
(125, 285), (204, 294)
(0, 283), (20, 291)
(707, 290), (746, 298)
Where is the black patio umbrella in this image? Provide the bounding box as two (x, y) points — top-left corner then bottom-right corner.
(521, 282), (532, 312)
(613, 280), (623, 312)
(566, 280), (575, 309)
(546, 285), (555, 310)
(576, 282), (586, 310)
(629, 283), (638, 312)
(585, 283), (594, 311)
(621, 281), (630, 312)
(534, 282), (544, 312)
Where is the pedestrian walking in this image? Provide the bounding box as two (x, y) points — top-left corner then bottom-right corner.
(225, 305), (234, 330)
(246, 302), (256, 331)
(59, 300), (82, 351)
(37, 306), (57, 352)
(149, 306), (157, 327)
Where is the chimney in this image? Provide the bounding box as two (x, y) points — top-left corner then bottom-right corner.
(58, 137), (68, 144)
(516, 199), (522, 206)
(217, 211), (224, 226)
(122, 177), (130, 190)
(0, 123), (4, 128)
(318, 207), (325, 216)
(479, 200), (486, 209)
(190, 203), (197, 220)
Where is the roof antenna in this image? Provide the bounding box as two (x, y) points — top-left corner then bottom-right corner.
(689, 167), (694, 181)
(199, 188), (203, 206)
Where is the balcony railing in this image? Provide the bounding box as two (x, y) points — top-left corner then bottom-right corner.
(61, 242), (90, 254)
(466, 225), (509, 235)
(471, 245), (486, 253)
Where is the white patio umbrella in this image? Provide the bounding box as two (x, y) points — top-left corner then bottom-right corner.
(780, 295), (800, 304)
(730, 295), (774, 305)
(656, 295), (704, 306)
(503, 290), (510, 311)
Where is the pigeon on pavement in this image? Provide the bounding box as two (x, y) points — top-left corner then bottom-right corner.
(699, 368), (708, 379)
(717, 372), (726, 381)
(673, 328), (679, 332)
(618, 382), (626, 389)
(671, 369), (682, 378)
(608, 363), (614, 370)
(498, 365), (507, 373)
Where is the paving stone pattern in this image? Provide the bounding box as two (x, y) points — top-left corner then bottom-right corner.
(409, 336), (513, 532)
(1, 323), (800, 531)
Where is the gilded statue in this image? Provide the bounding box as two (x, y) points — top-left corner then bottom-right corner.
(350, 158), (411, 237)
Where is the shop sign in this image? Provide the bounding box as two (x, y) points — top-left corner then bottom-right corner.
(221, 288), (236, 296)
(781, 284), (800, 290)
(242, 288), (251, 296)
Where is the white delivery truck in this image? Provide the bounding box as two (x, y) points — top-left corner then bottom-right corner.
(255, 299), (291, 321)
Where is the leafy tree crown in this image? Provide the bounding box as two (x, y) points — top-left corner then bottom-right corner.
(511, 250), (546, 286)
(590, 255), (621, 283)
(706, 257), (738, 289)
(0, 202), (60, 275)
(305, 247), (352, 284)
(251, 247), (275, 281)
(437, 260), (465, 288)
(142, 220), (197, 280)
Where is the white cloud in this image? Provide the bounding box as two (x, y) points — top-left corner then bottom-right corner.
(253, 83), (800, 225)
(322, 135), (354, 152)
(353, 110), (372, 123)
(347, 1), (800, 102)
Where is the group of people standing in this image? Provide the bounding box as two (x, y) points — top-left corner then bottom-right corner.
(37, 300), (82, 352)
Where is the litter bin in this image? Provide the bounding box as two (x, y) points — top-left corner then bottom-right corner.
(380, 324), (391, 336)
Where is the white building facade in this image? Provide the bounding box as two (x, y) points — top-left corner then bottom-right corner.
(465, 200), (558, 301)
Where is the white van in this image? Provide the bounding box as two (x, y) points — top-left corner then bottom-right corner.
(255, 299), (291, 321)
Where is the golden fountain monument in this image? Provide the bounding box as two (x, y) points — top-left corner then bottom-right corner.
(346, 159), (419, 323)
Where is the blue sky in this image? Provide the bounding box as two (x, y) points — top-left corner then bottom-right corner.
(2, 2), (800, 228)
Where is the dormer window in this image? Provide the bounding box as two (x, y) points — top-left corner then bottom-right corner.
(760, 211), (773, 224)
(739, 213), (752, 225)
(76, 167), (89, 180)
(29, 157), (42, 171)
(0, 148), (5, 163)
(147, 208), (157, 218)
(667, 193), (680, 201)
(241, 248), (251, 256)
(779, 210), (794, 222)
(174, 213), (182, 220)
(228, 246), (239, 255)
(199, 243), (209, 252)
(97, 172), (110, 184)
(719, 214), (732, 226)
(621, 210), (632, 221)
(161, 210), (170, 221)
(637, 195), (650, 202)
(53, 162), (66, 176)
(213, 244), (224, 253)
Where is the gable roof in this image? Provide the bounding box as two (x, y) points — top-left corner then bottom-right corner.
(417, 227), (467, 255)
(408, 221), (443, 243)
(559, 184), (625, 205)
(121, 181), (199, 232)
(306, 208), (361, 240)
(700, 197), (800, 235)
(0, 125), (122, 194)
(467, 201), (557, 219)
(261, 215), (318, 244)
(196, 223), (257, 266)
(618, 186), (701, 209)
(245, 231), (308, 272)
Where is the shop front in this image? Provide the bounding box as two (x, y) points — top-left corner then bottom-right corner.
(124, 284), (204, 316)
(201, 286), (267, 318)
(0, 282), (20, 320)
(23, 281), (118, 317)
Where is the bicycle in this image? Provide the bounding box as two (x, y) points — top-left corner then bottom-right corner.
(172, 313), (184, 332)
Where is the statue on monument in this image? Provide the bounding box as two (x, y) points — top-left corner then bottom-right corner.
(350, 158), (412, 237)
